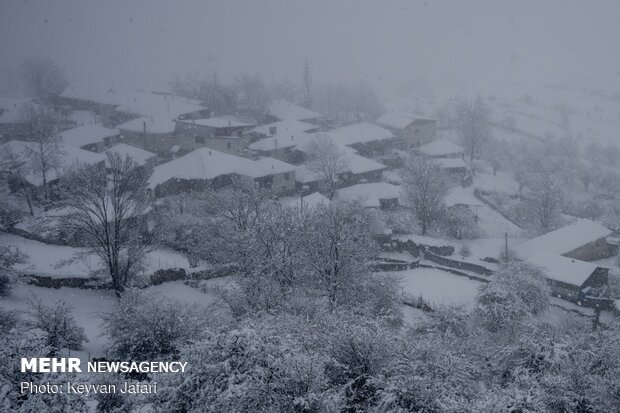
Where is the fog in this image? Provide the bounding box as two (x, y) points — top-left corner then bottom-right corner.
(1, 0), (619, 96)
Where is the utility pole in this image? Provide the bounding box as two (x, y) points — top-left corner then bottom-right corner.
(505, 232), (508, 261)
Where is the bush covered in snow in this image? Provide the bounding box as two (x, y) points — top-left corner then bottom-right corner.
(26, 299), (87, 352)
(0, 244), (28, 296)
(100, 290), (203, 360)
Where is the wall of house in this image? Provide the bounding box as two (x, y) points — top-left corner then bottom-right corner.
(565, 238), (617, 261)
(270, 171), (296, 194)
(349, 140), (394, 157)
(175, 122), (249, 154)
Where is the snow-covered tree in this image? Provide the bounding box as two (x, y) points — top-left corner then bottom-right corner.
(60, 153), (152, 296)
(304, 201), (377, 310)
(26, 299), (87, 353)
(306, 133), (350, 198)
(20, 56), (69, 102)
(18, 103), (63, 206)
(100, 290), (203, 360)
(455, 96), (491, 161)
(0, 244), (28, 296)
(400, 155), (448, 235)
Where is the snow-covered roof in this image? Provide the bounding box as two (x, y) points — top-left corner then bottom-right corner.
(105, 144), (156, 166)
(347, 154), (386, 174)
(268, 101), (322, 121)
(244, 157), (297, 178)
(58, 124), (119, 147)
(295, 132), (358, 156)
(248, 130), (313, 152)
(515, 250), (599, 287)
(376, 111), (435, 130)
(435, 158), (468, 169)
(331, 122), (395, 146)
(61, 82), (205, 119)
(180, 116), (254, 129)
(516, 219), (613, 257)
(418, 139), (464, 157)
(117, 117), (176, 134)
(250, 119), (317, 136)
(295, 154), (385, 184)
(147, 148), (295, 189)
(280, 192), (331, 210)
(0, 96), (31, 124)
(336, 182), (401, 208)
(0, 140), (106, 186)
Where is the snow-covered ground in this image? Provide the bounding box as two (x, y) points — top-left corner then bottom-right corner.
(0, 281), (218, 357)
(398, 267), (481, 309)
(0, 233), (190, 278)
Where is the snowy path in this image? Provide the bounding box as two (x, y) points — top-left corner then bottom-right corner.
(398, 267), (481, 309)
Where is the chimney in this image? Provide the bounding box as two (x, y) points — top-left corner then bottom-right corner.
(269, 126), (277, 136)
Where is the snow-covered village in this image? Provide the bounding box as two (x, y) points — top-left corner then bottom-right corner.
(2, 1), (620, 412)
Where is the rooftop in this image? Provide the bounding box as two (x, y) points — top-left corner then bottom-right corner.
(0, 96), (31, 124)
(58, 124), (119, 147)
(179, 116), (254, 129)
(336, 182), (401, 208)
(418, 139), (464, 157)
(105, 144), (156, 166)
(331, 122), (395, 146)
(516, 219), (613, 257)
(250, 119), (317, 136)
(268, 101), (323, 121)
(116, 117), (176, 134)
(376, 111), (435, 130)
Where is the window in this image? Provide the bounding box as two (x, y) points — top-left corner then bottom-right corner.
(283, 172), (290, 181)
(227, 142), (232, 150)
(195, 135), (205, 144)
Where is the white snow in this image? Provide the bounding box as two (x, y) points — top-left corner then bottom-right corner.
(250, 119), (317, 136)
(515, 250), (599, 287)
(105, 143), (156, 166)
(268, 100), (322, 121)
(336, 182), (401, 208)
(184, 116), (254, 129)
(376, 111), (434, 130)
(0, 140), (106, 186)
(347, 153), (387, 174)
(280, 192), (331, 210)
(399, 267), (481, 309)
(61, 82), (205, 119)
(116, 116), (176, 134)
(331, 122), (395, 145)
(0, 96), (32, 123)
(249, 130), (313, 151)
(58, 124), (119, 147)
(516, 219), (612, 257)
(417, 139), (464, 157)
(434, 157), (468, 169)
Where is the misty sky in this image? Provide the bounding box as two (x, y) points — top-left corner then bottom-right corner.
(1, 0), (619, 96)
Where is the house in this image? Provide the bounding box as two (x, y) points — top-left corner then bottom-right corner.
(335, 182), (401, 209)
(147, 147), (296, 197)
(0, 139), (106, 187)
(0, 97), (34, 141)
(174, 116), (254, 155)
(58, 124), (119, 152)
(295, 153), (386, 193)
(116, 117), (177, 156)
(105, 143), (157, 172)
(435, 158), (470, 178)
(417, 138), (464, 159)
(265, 101), (323, 124)
(331, 122), (396, 156)
(59, 82), (206, 125)
(248, 120), (317, 161)
(515, 219), (616, 261)
(375, 111), (437, 147)
(514, 219), (615, 303)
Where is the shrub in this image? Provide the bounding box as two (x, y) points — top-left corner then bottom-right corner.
(458, 245), (472, 258)
(0, 273), (11, 296)
(101, 290), (203, 360)
(27, 299), (87, 352)
(0, 307), (18, 334)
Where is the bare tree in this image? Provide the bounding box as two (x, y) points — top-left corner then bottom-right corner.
(306, 133), (350, 198)
(455, 96), (491, 161)
(20, 56), (69, 102)
(19, 103), (63, 206)
(400, 155), (449, 235)
(234, 72), (270, 121)
(528, 173), (564, 234)
(1, 147), (35, 215)
(60, 153), (152, 297)
(303, 58), (312, 108)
